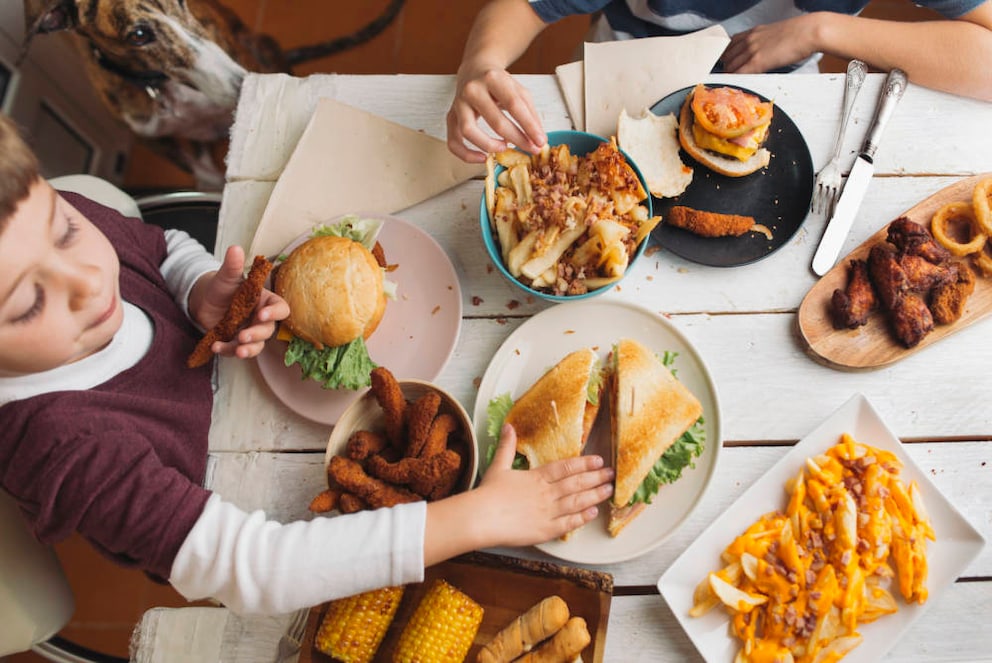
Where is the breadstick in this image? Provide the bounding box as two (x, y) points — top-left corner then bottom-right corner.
(477, 596), (570, 663)
(515, 616), (590, 663)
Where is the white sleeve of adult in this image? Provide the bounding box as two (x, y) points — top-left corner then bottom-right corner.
(160, 228), (221, 318)
(168, 494), (427, 615)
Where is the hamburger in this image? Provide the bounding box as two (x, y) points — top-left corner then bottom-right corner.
(274, 216), (396, 390)
(607, 338), (705, 537)
(678, 84), (773, 178)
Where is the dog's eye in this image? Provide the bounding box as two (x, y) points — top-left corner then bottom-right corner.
(126, 25), (156, 46)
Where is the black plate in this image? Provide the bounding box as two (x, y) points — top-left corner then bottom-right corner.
(648, 84), (813, 267)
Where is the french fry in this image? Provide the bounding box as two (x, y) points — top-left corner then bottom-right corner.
(691, 434), (933, 662)
(485, 139), (654, 296)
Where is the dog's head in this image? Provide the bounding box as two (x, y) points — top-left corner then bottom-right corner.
(24, 0), (246, 103)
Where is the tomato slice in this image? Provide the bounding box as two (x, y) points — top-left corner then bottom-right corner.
(690, 84), (773, 139)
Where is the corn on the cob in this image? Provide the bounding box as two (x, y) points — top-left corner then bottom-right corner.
(393, 579), (484, 663)
(314, 585), (405, 663)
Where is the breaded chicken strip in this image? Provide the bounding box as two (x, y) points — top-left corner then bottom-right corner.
(327, 456), (420, 508)
(370, 367), (407, 448)
(187, 255), (273, 368)
(666, 205), (755, 238)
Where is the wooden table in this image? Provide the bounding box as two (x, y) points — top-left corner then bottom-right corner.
(131, 72), (992, 663)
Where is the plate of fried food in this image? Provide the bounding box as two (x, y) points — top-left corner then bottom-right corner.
(658, 393), (986, 663)
(256, 213), (462, 425)
(480, 130), (660, 301)
(798, 173), (992, 369)
(632, 83), (813, 267)
(298, 551), (612, 663)
(306, 367), (477, 514)
(473, 300), (721, 564)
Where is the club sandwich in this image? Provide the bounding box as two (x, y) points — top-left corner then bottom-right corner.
(608, 338), (705, 537)
(487, 347), (604, 469)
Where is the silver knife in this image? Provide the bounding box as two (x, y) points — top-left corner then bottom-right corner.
(811, 68), (908, 276)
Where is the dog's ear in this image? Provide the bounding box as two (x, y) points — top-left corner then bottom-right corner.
(19, 0), (78, 64)
(24, 0), (79, 36)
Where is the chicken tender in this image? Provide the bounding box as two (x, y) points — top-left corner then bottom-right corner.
(831, 259), (876, 329)
(930, 262), (976, 324)
(346, 430), (388, 461)
(405, 391), (442, 458)
(187, 255), (273, 368)
(419, 413), (459, 459)
(338, 493), (367, 514)
(370, 367), (407, 448)
(666, 205), (755, 238)
(366, 450), (463, 501)
(327, 456), (420, 508)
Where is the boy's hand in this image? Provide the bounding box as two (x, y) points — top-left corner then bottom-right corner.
(190, 246), (290, 360)
(475, 423), (614, 546)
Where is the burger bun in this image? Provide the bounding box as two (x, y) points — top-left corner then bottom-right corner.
(275, 235), (385, 349)
(678, 94), (770, 178)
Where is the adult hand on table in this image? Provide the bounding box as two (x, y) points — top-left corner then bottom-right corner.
(424, 423), (613, 565)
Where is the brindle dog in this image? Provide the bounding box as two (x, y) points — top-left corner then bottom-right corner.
(22, 0), (405, 188)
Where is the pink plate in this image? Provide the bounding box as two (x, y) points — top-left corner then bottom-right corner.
(256, 213), (462, 426)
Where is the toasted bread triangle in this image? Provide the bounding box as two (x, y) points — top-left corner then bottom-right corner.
(609, 338), (702, 536)
(505, 348), (599, 468)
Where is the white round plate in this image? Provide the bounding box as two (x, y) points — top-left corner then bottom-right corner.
(472, 299), (722, 564)
(257, 213), (462, 426)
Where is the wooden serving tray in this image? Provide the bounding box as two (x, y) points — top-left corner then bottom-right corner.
(298, 551), (613, 663)
(798, 173), (992, 370)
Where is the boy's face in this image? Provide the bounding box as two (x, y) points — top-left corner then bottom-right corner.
(0, 179), (122, 376)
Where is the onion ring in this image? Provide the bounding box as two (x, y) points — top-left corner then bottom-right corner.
(930, 201), (987, 257)
(973, 177), (992, 236)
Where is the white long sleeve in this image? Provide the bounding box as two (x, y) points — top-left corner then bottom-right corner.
(160, 228), (222, 318)
(169, 494), (427, 615)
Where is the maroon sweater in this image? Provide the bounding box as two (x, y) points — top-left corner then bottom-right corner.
(0, 193), (213, 579)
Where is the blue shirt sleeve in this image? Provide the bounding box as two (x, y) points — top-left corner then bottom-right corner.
(528, 0), (615, 23)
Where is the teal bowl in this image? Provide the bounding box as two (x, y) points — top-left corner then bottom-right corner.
(479, 130), (652, 302)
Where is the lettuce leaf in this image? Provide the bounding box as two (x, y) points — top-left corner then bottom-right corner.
(629, 416), (705, 506)
(484, 393), (529, 470)
(283, 336), (376, 391)
(310, 215), (383, 250)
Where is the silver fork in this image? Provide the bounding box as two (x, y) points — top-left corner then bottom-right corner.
(811, 59), (867, 217)
(275, 608), (310, 662)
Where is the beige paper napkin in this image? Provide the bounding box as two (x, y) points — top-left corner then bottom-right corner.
(554, 26), (730, 137)
(248, 98), (484, 257)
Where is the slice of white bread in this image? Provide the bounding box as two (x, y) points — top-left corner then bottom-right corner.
(617, 108), (693, 198)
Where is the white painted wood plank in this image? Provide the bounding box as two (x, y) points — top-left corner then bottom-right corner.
(606, 583), (992, 662)
(225, 74), (992, 182)
(206, 443), (991, 583)
(208, 310), (992, 452)
(216, 175), (988, 318)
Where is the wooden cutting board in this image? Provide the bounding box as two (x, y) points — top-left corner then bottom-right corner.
(298, 551), (613, 663)
(798, 173), (992, 370)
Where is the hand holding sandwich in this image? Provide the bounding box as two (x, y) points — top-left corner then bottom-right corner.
(423, 423), (613, 565)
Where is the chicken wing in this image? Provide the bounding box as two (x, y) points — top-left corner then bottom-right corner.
(831, 259), (877, 329)
(868, 245), (907, 310)
(898, 254), (956, 294)
(887, 217), (951, 264)
(889, 292), (934, 348)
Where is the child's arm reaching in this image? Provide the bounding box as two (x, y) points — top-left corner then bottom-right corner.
(171, 424), (612, 614)
(187, 245), (289, 360)
(423, 423), (613, 564)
